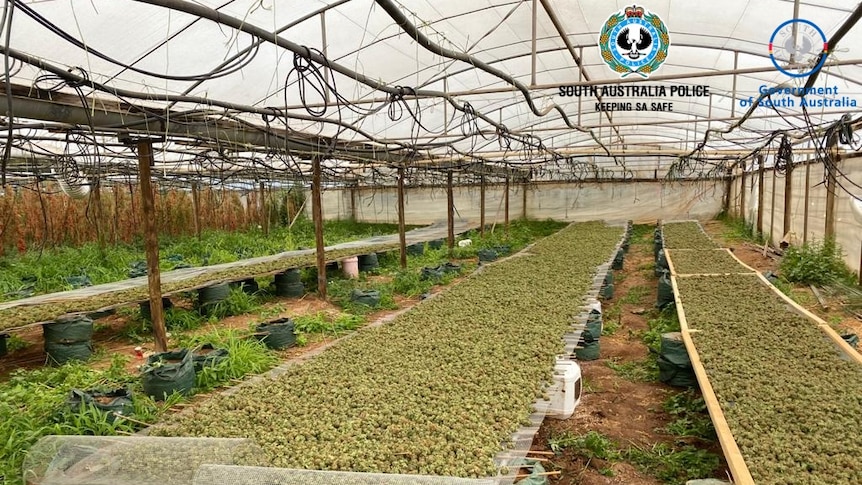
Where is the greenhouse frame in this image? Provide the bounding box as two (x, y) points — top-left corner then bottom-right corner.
(1, 1), (861, 484)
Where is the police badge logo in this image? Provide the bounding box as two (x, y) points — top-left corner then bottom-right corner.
(599, 5), (670, 78)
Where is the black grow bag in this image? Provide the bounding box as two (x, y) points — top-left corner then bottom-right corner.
(407, 243), (425, 256)
(198, 283), (231, 314)
(350, 289), (381, 307)
(231, 278), (260, 295)
(67, 388), (134, 421)
(43, 315), (94, 344)
(657, 271), (674, 309)
(141, 349), (196, 400)
(655, 250), (669, 276)
(612, 249), (625, 270)
(255, 318), (297, 350)
(575, 340), (600, 361)
(192, 343), (230, 372)
(275, 269), (302, 284)
(358, 254), (379, 272)
(45, 341), (94, 365)
(842, 333), (859, 349)
(428, 239), (445, 250)
(477, 248), (498, 262)
(139, 297), (173, 321)
(0, 333), (9, 357)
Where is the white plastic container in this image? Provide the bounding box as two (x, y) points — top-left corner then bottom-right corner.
(547, 359), (583, 420)
(457, 239), (472, 247)
(341, 257), (359, 279)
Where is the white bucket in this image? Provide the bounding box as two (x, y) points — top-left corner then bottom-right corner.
(547, 359), (582, 420)
(341, 257), (359, 279)
(457, 239), (472, 247)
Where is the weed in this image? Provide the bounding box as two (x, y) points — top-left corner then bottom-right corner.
(620, 286), (649, 305)
(663, 391), (716, 441)
(548, 431), (621, 461)
(5, 334), (28, 352)
(781, 238), (854, 286)
(206, 288), (261, 319)
(642, 307), (680, 352)
(606, 358), (659, 382)
(624, 443), (720, 485)
(716, 213), (763, 244)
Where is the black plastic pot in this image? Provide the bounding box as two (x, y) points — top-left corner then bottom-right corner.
(141, 349), (196, 400)
(657, 271), (674, 309)
(358, 254), (379, 272)
(139, 297), (173, 321)
(421, 266), (445, 281)
(45, 341), (94, 365)
(67, 388), (134, 421)
(192, 343), (230, 372)
(231, 278), (259, 295)
(198, 283), (231, 314)
(655, 250), (669, 277)
(350, 289), (381, 307)
(43, 315), (94, 344)
(612, 249), (625, 270)
(407, 243), (425, 256)
(575, 340), (600, 361)
(274, 273), (305, 298)
(255, 318), (296, 350)
(0, 333), (9, 358)
(477, 248), (498, 262)
(275, 269), (302, 284)
(428, 239), (445, 250)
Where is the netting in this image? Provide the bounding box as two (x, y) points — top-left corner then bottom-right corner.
(192, 465), (499, 485)
(22, 436), (267, 485)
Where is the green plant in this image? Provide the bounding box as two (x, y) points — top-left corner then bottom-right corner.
(606, 358), (658, 382)
(642, 307), (680, 352)
(663, 391), (716, 441)
(191, 332), (278, 392)
(780, 238), (852, 286)
(624, 443), (720, 485)
(5, 334), (28, 352)
(619, 285), (649, 305)
(206, 288), (261, 319)
(548, 431), (621, 461)
(716, 213), (763, 244)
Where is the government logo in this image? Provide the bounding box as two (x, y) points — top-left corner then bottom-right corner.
(769, 19), (828, 78)
(599, 5), (669, 78)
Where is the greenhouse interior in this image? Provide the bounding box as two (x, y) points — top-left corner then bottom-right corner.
(0, 0), (861, 484)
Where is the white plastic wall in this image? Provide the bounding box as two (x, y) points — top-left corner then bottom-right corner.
(309, 180), (724, 225)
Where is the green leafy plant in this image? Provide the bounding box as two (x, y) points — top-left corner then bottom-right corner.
(624, 443), (720, 485)
(663, 391), (716, 441)
(780, 238), (852, 286)
(548, 431), (621, 461)
(606, 358), (658, 382)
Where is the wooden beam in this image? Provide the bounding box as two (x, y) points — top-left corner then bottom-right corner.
(479, 175), (486, 237)
(825, 136), (839, 239)
(783, 163), (793, 238)
(739, 162), (746, 219)
(504, 176), (510, 236)
(191, 182), (202, 240)
(312, 156), (327, 298)
(137, 140), (168, 353)
(803, 159), (811, 244)
(770, 167), (777, 245)
(259, 180), (269, 235)
(350, 185), (358, 221)
(447, 171), (455, 250)
(397, 167), (407, 269)
(756, 156), (765, 237)
(522, 181), (528, 220)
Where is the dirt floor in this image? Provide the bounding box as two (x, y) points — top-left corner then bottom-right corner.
(530, 227), (729, 484)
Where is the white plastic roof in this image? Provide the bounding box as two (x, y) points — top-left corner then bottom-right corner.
(2, 0), (861, 180)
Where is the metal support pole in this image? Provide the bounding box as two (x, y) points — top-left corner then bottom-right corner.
(312, 156), (327, 299)
(320, 11), (331, 104)
(731, 51), (739, 117)
(530, 0), (538, 87)
(770, 167), (777, 244)
(350, 185), (358, 221)
(739, 162), (746, 219)
(479, 175), (486, 236)
(137, 140), (167, 353)
(447, 171), (455, 250)
(522, 181), (528, 220)
(397, 167), (407, 269)
(259, 180), (269, 235)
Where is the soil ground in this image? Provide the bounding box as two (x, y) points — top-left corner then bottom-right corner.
(530, 227), (729, 484)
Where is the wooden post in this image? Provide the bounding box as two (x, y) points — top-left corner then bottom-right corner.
(756, 156), (765, 237)
(722, 169), (733, 215)
(91, 177), (105, 250)
(783, 163), (793, 238)
(137, 140), (168, 353)
(312, 156), (327, 298)
(259, 180), (269, 235)
(825, 135), (838, 239)
(447, 171), (455, 250)
(739, 162), (746, 220)
(522, 180), (528, 220)
(479, 175), (486, 236)
(770, 167), (777, 245)
(350, 185), (358, 221)
(803, 160), (811, 244)
(504, 176), (510, 236)
(397, 167), (407, 269)
(112, 183), (120, 245)
(191, 182), (202, 240)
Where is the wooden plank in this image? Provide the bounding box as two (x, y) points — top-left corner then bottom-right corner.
(447, 171), (455, 250)
(312, 156), (327, 299)
(137, 140), (168, 353)
(664, 249), (756, 485)
(397, 167), (407, 269)
(810, 285), (828, 310)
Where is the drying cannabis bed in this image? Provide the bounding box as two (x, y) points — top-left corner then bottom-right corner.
(0, 244), (398, 331)
(662, 222), (718, 249)
(677, 276), (862, 484)
(151, 222), (624, 477)
(668, 249), (751, 275)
